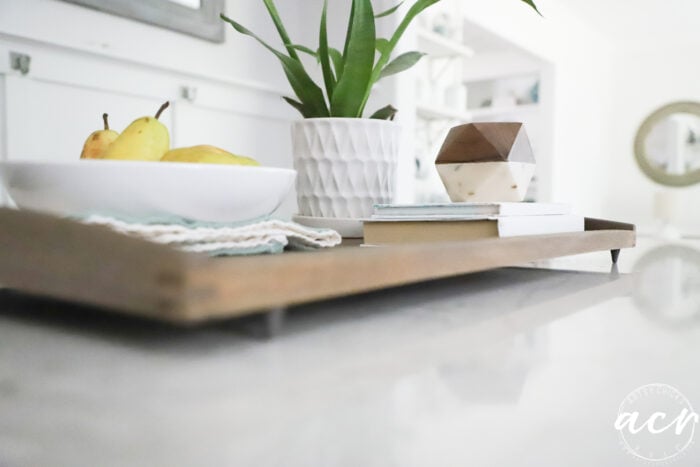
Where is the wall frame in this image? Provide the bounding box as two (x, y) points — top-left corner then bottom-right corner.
(634, 101), (700, 187)
(61, 0), (225, 43)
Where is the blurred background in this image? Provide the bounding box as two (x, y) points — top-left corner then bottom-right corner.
(0, 0), (698, 234)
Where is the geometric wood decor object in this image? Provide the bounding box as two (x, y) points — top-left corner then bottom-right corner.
(436, 122), (536, 202)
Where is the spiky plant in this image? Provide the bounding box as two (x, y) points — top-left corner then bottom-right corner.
(221, 0), (540, 120)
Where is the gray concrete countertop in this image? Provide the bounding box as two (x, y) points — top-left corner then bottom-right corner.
(1, 239), (700, 467)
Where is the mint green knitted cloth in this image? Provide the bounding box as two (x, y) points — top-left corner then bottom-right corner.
(78, 214), (342, 256)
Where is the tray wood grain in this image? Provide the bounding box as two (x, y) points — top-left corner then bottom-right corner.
(0, 208), (635, 324)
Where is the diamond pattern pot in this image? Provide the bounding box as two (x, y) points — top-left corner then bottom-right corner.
(291, 118), (401, 219)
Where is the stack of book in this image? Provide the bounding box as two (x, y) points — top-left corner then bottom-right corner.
(363, 202), (584, 245)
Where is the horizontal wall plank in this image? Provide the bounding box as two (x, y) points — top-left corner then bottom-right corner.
(0, 35), (295, 121)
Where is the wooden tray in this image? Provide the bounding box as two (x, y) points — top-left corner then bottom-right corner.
(0, 208), (635, 325)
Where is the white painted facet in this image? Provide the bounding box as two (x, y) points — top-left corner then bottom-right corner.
(291, 119), (401, 219)
(509, 127), (535, 164)
(437, 162), (536, 202)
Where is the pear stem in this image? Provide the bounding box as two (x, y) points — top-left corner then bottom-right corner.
(155, 101), (170, 120)
(102, 113), (110, 131)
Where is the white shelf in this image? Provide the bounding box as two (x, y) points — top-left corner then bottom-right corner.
(416, 103), (540, 122)
(416, 103), (472, 121)
(416, 28), (475, 58)
(468, 103), (540, 119)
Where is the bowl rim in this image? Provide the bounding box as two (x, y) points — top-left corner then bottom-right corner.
(0, 159), (297, 175)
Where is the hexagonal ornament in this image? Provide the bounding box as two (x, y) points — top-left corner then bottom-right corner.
(435, 122), (536, 202)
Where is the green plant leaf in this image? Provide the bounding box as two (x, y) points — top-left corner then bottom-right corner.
(262, 0), (301, 61)
(359, 0), (440, 115)
(319, 0), (336, 101)
(328, 48), (345, 78)
(342, 1), (356, 58)
(221, 14), (329, 117)
(283, 96), (308, 117)
(520, 0), (542, 15)
(331, 0), (376, 117)
(289, 44), (317, 58)
(376, 38), (390, 55)
(225, 0), (538, 120)
(379, 51), (425, 79)
(370, 105), (398, 120)
(375, 1), (404, 18)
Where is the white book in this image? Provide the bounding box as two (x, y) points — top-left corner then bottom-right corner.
(372, 202), (570, 219)
(363, 214), (585, 245)
(495, 214), (584, 237)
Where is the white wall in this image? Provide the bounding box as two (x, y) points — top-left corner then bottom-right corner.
(551, 0), (700, 234)
(458, 0), (613, 216)
(604, 46), (700, 233)
(0, 0), (299, 90)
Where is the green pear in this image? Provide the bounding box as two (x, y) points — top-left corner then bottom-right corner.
(80, 113), (119, 159)
(161, 145), (260, 166)
(103, 102), (170, 161)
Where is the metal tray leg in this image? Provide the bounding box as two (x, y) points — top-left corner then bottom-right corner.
(232, 307), (288, 340)
(611, 249), (621, 264)
(264, 307), (287, 339)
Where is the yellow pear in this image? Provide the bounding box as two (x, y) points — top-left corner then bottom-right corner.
(80, 113), (119, 159)
(103, 102), (170, 161)
(161, 145), (260, 166)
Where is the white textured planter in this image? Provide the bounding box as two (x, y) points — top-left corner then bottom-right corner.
(291, 118), (401, 219)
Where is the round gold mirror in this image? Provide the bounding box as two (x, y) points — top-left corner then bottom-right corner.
(634, 102), (700, 187)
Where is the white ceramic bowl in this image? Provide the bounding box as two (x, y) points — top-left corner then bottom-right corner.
(0, 160), (296, 223)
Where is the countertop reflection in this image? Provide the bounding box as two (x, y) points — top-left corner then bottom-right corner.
(1, 239), (700, 467)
